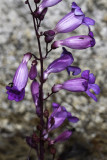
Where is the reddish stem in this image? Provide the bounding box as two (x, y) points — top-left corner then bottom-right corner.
(27, 1), (44, 160)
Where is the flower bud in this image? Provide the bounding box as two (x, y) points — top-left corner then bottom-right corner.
(25, 0), (28, 4)
(29, 60), (37, 80)
(50, 147), (56, 155)
(44, 30), (55, 43)
(52, 84), (62, 93)
(34, 0), (41, 3)
(44, 109), (49, 118)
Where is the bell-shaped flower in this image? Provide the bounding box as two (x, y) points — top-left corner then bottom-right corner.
(31, 80), (41, 116)
(51, 31), (95, 50)
(6, 53), (32, 102)
(52, 70), (100, 102)
(29, 60), (37, 80)
(53, 2), (95, 34)
(37, 0), (62, 15)
(43, 47), (81, 80)
(48, 103), (79, 131)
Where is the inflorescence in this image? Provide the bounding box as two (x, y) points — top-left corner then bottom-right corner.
(6, 1), (100, 160)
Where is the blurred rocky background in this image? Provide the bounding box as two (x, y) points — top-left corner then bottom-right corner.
(0, 0), (107, 160)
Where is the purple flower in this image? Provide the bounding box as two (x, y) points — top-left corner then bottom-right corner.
(29, 60), (37, 80)
(37, 0), (62, 14)
(51, 31), (95, 50)
(31, 80), (41, 116)
(48, 103), (79, 131)
(53, 2), (95, 34)
(52, 70), (100, 102)
(6, 53), (32, 102)
(43, 47), (80, 80)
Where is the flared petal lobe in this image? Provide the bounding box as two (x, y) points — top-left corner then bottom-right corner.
(6, 86), (25, 102)
(66, 66), (81, 76)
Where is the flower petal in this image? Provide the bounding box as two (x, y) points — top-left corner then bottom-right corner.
(81, 70), (90, 80)
(85, 89), (97, 102)
(88, 84), (100, 95)
(89, 73), (96, 84)
(54, 130), (72, 143)
(67, 112), (79, 123)
(66, 66), (81, 76)
(68, 116), (79, 123)
(72, 2), (80, 9)
(52, 103), (60, 109)
(83, 17), (95, 26)
(74, 8), (84, 16)
(6, 86), (25, 102)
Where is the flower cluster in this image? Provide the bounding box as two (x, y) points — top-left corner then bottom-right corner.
(6, 0), (100, 159)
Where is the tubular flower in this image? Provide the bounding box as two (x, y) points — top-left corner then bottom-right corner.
(48, 103), (79, 131)
(29, 60), (37, 80)
(31, 80), (41, 116)
(37, 0), (62, 14)
(53, 2), (95, 34)
(52, 70), (100, 102)
(6, 53), (32, 102)
(43, 47), (81, 80)
(43, 47), (80, 80)
(51, 31), (95, 50)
